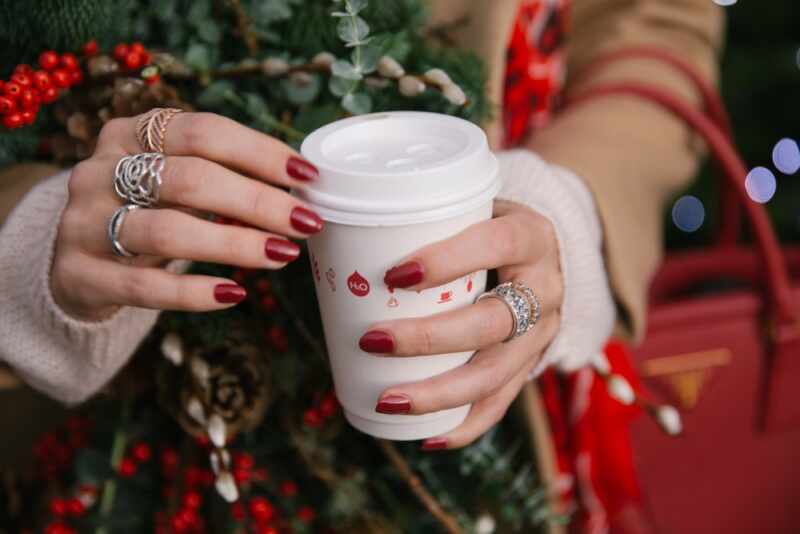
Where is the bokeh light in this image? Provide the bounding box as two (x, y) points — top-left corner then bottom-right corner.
(672, 195), (705, 232)
(772, 138), (800, 174)
(712, 0), (737, 5)
(745, 166), (777, 203)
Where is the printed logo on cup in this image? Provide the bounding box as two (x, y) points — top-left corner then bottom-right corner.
(347, 271), (370, 297)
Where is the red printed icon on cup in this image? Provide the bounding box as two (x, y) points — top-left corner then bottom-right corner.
(347, 271), (370, 297)
(325, 268), (336, 292)
(437, 290), (454, 303)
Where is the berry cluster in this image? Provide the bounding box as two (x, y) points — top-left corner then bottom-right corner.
(0, 50), (82, 129)
(117, 440), (153, 477)
(302, 389), (339, 428)
(43, 484), (97, 534)
(112, 41), (154, 74)
(33, 416), (93, 479)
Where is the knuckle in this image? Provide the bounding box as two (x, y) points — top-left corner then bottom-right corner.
(477, 304), (509, 347)
(181, 113), (217, 152)
(97, 118), (129, 149)
(67, 162), (94, 198)
(165, 158), (203, 205)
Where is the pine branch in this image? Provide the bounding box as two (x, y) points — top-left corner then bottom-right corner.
(378, 440), (464, 534)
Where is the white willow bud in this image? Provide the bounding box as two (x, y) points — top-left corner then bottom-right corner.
(365, 76), (390, 89)
(423, 68), (452, 86)
(210, 448), (231, 475)
(261, 57), (290, 77)
(289, 71), (314, 86)
(215, 471), (239, 502)
(591, 353), (611, 376)
(186, 397), (206, 425)
(190, 357), (210, 385)
(398, 75), (426, 97)
(160, 333), (183, 366)
(442, 83), (467, 106)
(475, 514), (496, 534)
(607, 374), (635, 405)
(655, 405), (683, 436)
(208, 414), (227, 448)
(311, 51), (336, 68)
(377, 55), (405, 78)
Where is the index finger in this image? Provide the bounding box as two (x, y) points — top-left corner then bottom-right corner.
(95, 112), (318, 187)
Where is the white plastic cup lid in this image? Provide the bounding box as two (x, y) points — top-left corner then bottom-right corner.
(296, 111), (499, 226)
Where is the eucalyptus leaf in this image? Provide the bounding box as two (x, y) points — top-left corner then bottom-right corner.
(196, 80), (235, 107)
(184, 42), (211, 71)
(243, 93), (269, 117)
(345, 0), (367, 14)
(331, 60), (362, 80)
(153, 0), (176, 21)
(341, 92), (372, 115)
(353, 41), (380, 73)
(187, 0), (211, 24)
(328, 75), (356, 97)
(195, 19), (221, 43)
(336, 16), (369, 45)
(282, 75), (321, 105)
(330, 11), (349, 17)
(293, 105), (341, 134)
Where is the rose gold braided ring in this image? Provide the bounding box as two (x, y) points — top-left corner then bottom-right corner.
(135, 107), (183, 153)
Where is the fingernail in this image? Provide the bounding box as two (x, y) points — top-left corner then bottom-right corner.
(286, 156), (318, 182)
(375, 394), (411, 414)
(265, 238), (300, 262)
(359, 330), (395, 353)
(290, 206), (324, 234)
(421, 437), (448, 451)
(384, 261), (424, 289)
(214, 284), (246, 304)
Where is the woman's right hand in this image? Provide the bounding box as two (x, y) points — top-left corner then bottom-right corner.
(51, 111), (323, 321)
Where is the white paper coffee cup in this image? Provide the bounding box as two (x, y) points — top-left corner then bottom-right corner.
(296, 112), (499, 440)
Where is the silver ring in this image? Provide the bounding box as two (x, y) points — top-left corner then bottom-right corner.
(476, 281), (542, 342)
(114, 152), (165, 207)
(108, 204), (140, 258)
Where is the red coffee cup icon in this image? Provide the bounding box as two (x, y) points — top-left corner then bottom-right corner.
(437, 290), (453, 303)
(347, 271), (370, 297)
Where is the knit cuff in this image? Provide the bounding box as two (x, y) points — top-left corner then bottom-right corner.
(495, 150), (615, 375)
(0, 171), (185, 404)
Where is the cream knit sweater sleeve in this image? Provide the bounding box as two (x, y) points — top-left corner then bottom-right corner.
(0, 171), (182, 405)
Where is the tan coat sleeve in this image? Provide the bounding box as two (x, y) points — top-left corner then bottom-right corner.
(527, 0), (725, 339)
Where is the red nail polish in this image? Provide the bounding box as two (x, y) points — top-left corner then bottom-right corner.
(421, 437), (448, 451)
(214, 284), (246, 304)
(384, 261), (424, 289)
(375, 394), (411, 414)
(265, 238), (300, 262)
(286, 156), (318, 182)
(290, 206), (324, 234)
(359, 330), (395, 353)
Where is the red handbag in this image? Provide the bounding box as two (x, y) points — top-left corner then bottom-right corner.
(570, 48), (800, 533)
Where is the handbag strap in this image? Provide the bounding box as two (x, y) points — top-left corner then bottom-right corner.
(571, 46), (742, 246)
(565, 82), (797, 326)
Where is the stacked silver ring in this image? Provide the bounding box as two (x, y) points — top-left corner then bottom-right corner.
(108, 204), (140, 257)
(476, 281), (542, 342)
(113, 152), (165, 207)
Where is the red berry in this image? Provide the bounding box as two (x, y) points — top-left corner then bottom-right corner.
(21, 110), (36, 125)
(144, 73), (160, 85)
(303, 408), (323, 428)
(233, 452), (254, 470)
(170, 514), (189, 533)
(194, 434), (210, 448)
(3, 112), (23, 129)
(162, 485), (175, 500)
(249, 497), (274, 523)
(39, 51), (60, 70)
(297, 505), (315, 523)
(252, 467), (269, 481)
(0, 96), (16, 115)
(260, 294), (277, 311)
(160, 448), (179, 476)
(182, 490), (202, 509)
(230, 502), (246, 522)
(40, 86), (59, 104)
(256, 279), (271, 293)
(61, 53), (79, 71)
(132, 441), (152, 462)
(233, 467), (250, 484)
(20, 89), (40, 110)
(14, 63), (33, 74)
(280, 480), (298, 497)
(141, 51), (152, 66)
(113, 43), (129, 62)
(83, 40), (98, 56)
(66, 497), (85, 516)
(319, 393), (339, 418)
(3, 81), (22, 100)
(257, 527), (278, 534)
(118, 457), (137, 477)
(33, 71), (52, 90)
(124, 51), (143, 70)
(49, 498), (67, 516)
(130, 42), (146, 55)
(0, 80), (4, 92)
(11, 73), (32, 88)
(267, 325), (288, 352)
(44, 522), (68, 534)
(51, 69), (71, 88)
(70, 69), (84, 85)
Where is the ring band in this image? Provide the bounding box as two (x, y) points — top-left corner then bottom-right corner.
(476, 281), (542, 342)
(136, 107), (183, 153)
(108, 204), (140, 258)
(114, 152), (165, 207)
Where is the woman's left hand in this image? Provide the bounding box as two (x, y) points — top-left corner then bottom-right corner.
(358, 200), (563, 450)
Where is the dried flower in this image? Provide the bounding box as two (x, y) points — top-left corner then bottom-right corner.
(87, 55), (119, 77)
(398, 75), (426, 97)
(311, 51), (336, 69)
(442, 83), (467, 105)
(475, 514), (496, 534)
(377, 56), (405, 79)
(261, 57), (290, 77)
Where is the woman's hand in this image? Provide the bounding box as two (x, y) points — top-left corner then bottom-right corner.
(52, 112), (324, 321)
(358, 200), (563, 449)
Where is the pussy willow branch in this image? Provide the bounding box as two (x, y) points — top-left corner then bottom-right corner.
(378, 440), (464, 534)
(221, 0), (259, 56)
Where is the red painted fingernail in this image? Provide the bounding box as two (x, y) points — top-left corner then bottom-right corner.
(384, 261), (424, 289)
(375, 394), (411, 414)
(421, 437), (448, 451)
(286, 156), (318, 182)
(214, 284), (246, 304)
(265, 238), (300, 262)
(290, 206), (324, 234)
(359, 330), (395, 353)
